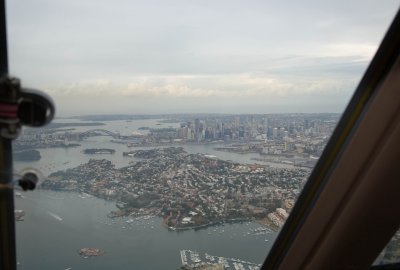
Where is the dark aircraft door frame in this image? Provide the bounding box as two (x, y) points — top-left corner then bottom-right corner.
(0, 1), (54, 269)
(0, 0), (17, 268)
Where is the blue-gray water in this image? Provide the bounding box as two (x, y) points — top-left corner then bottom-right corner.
(15, 191), (276, 270)
(14, 119), (279, 269)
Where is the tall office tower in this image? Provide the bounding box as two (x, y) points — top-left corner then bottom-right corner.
(194, 118), (200, 142)
(194, 119), (200, 133)
(304, 119), (310, 129)
(235, 116), (240, 130)
(263, 117), (269, 135)
(272, 128), (278, 139)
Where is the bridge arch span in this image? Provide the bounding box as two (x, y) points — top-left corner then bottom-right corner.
(80, 129), (120, 138)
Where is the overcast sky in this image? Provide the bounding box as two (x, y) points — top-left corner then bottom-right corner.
(6, 0), (400, 116)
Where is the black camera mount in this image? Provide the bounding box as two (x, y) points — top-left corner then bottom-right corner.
(0, 76), (55, 139)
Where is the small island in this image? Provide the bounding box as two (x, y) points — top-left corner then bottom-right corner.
(78, 248), (105, 258)
(13, 149), (41, 161)
(83, 148), (115, 154)
(15, 210), (25, 221)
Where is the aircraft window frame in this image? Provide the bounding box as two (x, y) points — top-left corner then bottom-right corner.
(262, 7), (400, 270)
(0, 1), (399, 270)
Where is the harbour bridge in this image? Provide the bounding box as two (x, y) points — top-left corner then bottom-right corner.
(80, 129), (120, 138)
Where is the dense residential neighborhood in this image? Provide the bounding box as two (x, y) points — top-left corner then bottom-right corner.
(41, 147), (309, 230)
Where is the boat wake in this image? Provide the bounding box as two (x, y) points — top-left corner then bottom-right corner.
(47, 211), (63, 221)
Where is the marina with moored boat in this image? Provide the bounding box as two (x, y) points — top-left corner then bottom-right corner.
(180, 249), (261, 270)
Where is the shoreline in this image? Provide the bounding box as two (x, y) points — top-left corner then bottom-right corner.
(38, 189), (279, 232)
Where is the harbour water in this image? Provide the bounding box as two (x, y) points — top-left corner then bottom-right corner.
(14, 119), (280, 269)
(15, 191), (277, 270)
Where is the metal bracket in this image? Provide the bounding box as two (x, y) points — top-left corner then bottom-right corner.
(0, 76), (55, 139)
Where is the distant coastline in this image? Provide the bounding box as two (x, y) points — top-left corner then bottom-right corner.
(45, 122), (106, 129)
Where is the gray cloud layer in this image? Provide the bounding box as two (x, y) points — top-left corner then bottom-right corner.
(6, 0), (400, 115)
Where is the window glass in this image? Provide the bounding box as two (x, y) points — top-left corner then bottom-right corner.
(8, 1), (399, 269)
(374, 230), (400, 265)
